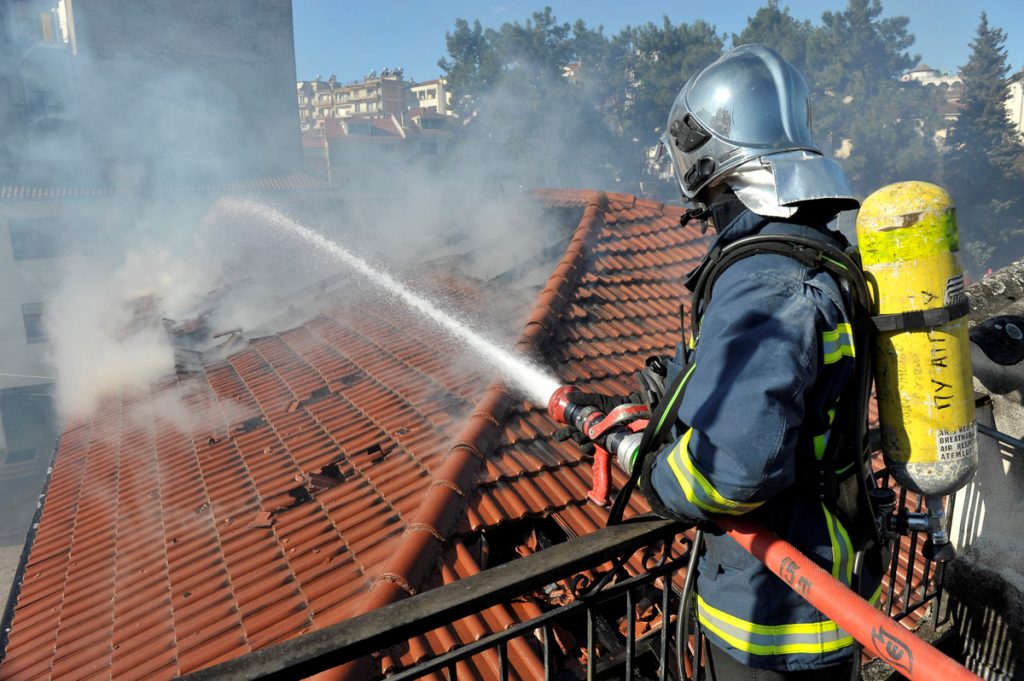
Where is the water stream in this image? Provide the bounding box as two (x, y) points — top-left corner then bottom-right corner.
(221, 198), (561, 405)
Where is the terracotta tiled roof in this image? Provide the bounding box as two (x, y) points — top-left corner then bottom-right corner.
(0, 175), (331, 200)
(0, 190), (929, 680)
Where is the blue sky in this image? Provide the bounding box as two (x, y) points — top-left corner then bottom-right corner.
(292, 1), (1024, 84)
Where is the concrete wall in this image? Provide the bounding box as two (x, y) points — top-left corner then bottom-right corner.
(1008, 79), (1024, 141)
(0, 200), (75, 394)
(0, 194), (104, 552)
(948, 396), (1024, 681)
(946, 261), (1024, 680)
(66, 0), (302, 187)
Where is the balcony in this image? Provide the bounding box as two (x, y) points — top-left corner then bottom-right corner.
(181, 518), (689, 680)
(179, 501), (948, 681)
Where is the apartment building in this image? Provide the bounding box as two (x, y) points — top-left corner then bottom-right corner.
(1008, 70), (1024, 140)
(409, 77), (452, 116)
(0, 0), (79, 185)
(0, 190), (107, 543)
(0, 0), (304, 550)
(297, 70), (408, 132)
(2, 0), (301, 189)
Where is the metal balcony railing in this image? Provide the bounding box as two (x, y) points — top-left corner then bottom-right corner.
(180, 518), (690, 681)
(177, 480), (954, 681)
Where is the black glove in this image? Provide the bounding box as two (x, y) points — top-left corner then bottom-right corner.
(553, 425), (596, 456)
(563, 391), (640, 413)
(551, 392), (641, 456)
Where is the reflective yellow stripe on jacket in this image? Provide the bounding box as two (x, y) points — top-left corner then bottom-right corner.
(812, 408), (836, 461)
(666, 428), (764, 515)
(822, 323), (855, 365)
(822, 503), (854, 586)
(697, 595), (854, 656)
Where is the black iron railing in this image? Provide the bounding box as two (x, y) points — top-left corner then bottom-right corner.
(179, 517), (691, 681)
(175, 426), (1012, 681)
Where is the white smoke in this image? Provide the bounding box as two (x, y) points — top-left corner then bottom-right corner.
(38, 52), (628, 422)
(45, 248), (217, 418)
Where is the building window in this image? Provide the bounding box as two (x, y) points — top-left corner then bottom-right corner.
(9, 218), (65, 260)
(22, 302), (46, 343)
(4, 448), (36, 465)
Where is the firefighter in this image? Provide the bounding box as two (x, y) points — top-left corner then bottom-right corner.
(557, 45), (881, 679)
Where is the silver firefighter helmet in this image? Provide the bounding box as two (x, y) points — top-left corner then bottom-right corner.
(663, 44), (858, 211)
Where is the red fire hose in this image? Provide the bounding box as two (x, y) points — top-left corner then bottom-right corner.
(547, 387), (978, 679)
(718, 516), (979, 681)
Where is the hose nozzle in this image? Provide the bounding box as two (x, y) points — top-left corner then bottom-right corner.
(547, 385), (578, 425)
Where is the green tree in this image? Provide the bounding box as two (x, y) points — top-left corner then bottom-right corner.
(733, 0), (814, 74)
(439, 8), (627, 189)
(617, 18), (723, 148)
(944, 13), (1024, 271)
(731, 1), (943, 197)
(438, 19), (500, 118)
(806, 0), (942, 194)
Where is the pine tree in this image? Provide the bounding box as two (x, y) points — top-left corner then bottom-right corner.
(806, 0), (942, 194)
(733, 0), (815, 74)
(439, 19), (501, 119)
(616, 17), (723, 149)
(734, 1), (943, 197)
(944, 13), (1024, 271)
(439, 9), (626, 189)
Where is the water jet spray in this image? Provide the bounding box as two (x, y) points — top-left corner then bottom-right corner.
(220, 198), (560, 405)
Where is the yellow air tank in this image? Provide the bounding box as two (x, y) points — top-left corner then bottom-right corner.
(856, 182), (976, 498)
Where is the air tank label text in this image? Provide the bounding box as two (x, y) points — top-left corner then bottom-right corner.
(936, 424), (976, 461)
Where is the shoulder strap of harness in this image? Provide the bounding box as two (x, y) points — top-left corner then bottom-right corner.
(679, 234), (881, 550)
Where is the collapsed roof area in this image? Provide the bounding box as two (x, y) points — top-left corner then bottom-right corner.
(0, 190), (937, 680)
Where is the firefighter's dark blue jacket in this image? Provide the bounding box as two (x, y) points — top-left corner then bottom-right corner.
(647, 199), (881, 671)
